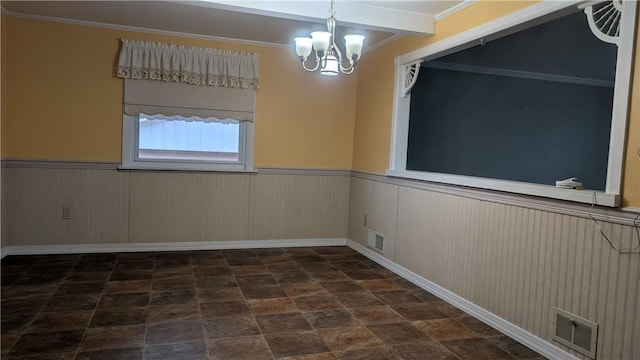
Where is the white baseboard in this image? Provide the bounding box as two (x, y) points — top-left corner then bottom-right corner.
(346, 239), (579, 360)
(0, 238), (348, 258)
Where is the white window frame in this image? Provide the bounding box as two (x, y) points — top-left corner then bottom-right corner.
(387, 0), (637, 207)
(121, 114), (254, 172)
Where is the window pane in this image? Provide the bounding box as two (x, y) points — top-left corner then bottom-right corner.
(138, 114), (240, 162)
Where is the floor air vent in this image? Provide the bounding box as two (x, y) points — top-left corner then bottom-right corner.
(367, 229), (384, 253)
(552, 307), (598, 359)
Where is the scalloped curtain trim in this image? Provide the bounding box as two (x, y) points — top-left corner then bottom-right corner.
(116, 39), (259, 90)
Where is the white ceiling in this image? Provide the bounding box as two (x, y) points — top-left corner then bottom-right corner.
(1, 1), (469, 49)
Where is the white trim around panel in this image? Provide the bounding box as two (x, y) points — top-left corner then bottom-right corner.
(0, 238), (348, 258)
(346, 240), (580, 360)
(389, 0), (637, 208)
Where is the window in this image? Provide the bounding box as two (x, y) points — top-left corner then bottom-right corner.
(120, 79), (255, 172)
(388, 1), (637, 207)
(116, 39), (258, 172)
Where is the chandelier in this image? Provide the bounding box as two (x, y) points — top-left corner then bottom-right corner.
(294, 0), (365, 76)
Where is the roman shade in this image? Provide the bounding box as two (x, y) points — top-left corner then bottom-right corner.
(124, 79), (254, 121)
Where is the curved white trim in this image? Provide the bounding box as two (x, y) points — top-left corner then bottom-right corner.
(435, 0), (480, 21)
(347, 240), (580, 360)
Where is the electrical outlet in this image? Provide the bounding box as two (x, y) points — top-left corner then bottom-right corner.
(62, 206), (72, 220)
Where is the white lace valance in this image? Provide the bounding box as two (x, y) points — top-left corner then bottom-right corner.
(116, 39), (259, 90)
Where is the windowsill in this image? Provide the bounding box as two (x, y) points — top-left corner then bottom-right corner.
(118, 162), (256, 174)
(386, 169), (620, 207)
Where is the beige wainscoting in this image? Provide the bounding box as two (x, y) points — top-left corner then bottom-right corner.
(2, 162), (350, 247)
(349, 173), (640, 360)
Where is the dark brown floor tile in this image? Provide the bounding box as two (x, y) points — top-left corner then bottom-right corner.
(80, 325), (146, 351)
(373, 290), (423, 305)
(52, 282), (105, 296)
(487, 335), (542, 359)
(350, 306), (405, 325)
(150, 289), (196, 305)
(260, 255), (295, 265)
(192, 266), (230, 276)
(411, 289), (441, 302)
(223, 249), (257, 258)
(144, 341), (207, 360)
(305, 309), (358, 329)
(189, 250), (224, 260)
(155, 252), (191, 261)
(309, 271), (350, 281)
(197, 288), (244, 303)
(457, 316), (502, 336)
(147, 303), (201, 323)
(332, 261), (371, 271)
(151, 266), (192, 279)
(109, 270), (152, 281)
(226, 257), (262, 266)
(14, 273), (68, 286)
(9, 330), (84, 356)
(441, 338), (514, 360)
(80, 254), (117, 262)
(146, 320), (204, 345)
(195, 275), (237, 289)
(430, 301), (466, 317)
(283, 248), (316, 255)
(266, 263), (304, 274)
(279, 353), (338, 360)
(204, 316), (260, 339)
(248, 297), (299, 315)
(2, 284), (58, 299)
(236, 274), (278, 287)
(230, 265), (271, 275)
(115, 261), (154, 271)
(318, 326), (383, 352)
(27, 264), (75, 275)
(413, 318), (478, 340)
(391, 303), (447, 321)
(367, 323), (431, 345)
(392, 278), (420, 289)
(320, 281), (365, 293)
(1, 334), (20, 355)
(2, 313), (36, 333)
(265, 332), (329, 358)
(356, 279), (402, 292)
(43, 295), (100, 312)
(292, 255), (325, 263)
(90, 307), (147, 327)
(200, 301), (251, 318)
(275, 272), (314, 284)
(191, 259), (228, 269)
(313, 247), (352, 255)
(76, 347), (143, 360)
(117, 252), (156, 262)
(208, 335), (274, 360)
(64, 271), (111, 283)
(299, 262), (337, 272)
(342, 270), (384, 280)
(1, 297), (48, 315)
(104, 280), (151, 294)
(242, 285), (287, 300)
(293, 295), (343, 311)
(334, 292), (384, 308)
(255, 248), (286, 257)
(27, 311), (93, 332)
(154, 259), (191, 269)
(392, 342), (459, 360)
(98, 292), (150, 308)
(74, 261), (115, 272)
(256, 313), (313, 334)
(151, 278), (195, 291)
(336, 347), (400, 360)
(283, 283), (328, 298)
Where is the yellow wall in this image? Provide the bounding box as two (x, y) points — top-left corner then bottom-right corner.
(352, 1), (640, 207)
(1, 16), (357, 169)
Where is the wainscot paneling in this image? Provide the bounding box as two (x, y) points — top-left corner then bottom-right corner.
(350, 174), (640, 360)
(1, 162), (351, 247)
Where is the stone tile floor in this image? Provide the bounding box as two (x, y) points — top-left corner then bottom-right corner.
(1, 246), (546, 359)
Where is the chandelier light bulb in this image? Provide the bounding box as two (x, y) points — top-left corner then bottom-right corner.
(294, 0), (365, 75)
